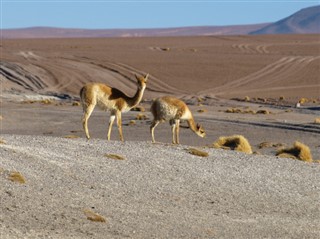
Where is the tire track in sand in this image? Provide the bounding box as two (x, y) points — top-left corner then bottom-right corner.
(199, 56), (320, 95)
(232, 44), (270, 54)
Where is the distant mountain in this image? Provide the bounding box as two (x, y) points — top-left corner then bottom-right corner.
(1, 24), (268, 39)
(1, 5), (319, 39)
(250, 5), (320, 34)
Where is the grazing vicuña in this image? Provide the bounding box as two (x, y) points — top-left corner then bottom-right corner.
(80, 74), (148, 141)
(150, 96), (205, 144)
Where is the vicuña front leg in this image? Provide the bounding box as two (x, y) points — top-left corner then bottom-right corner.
(150, 120), (160, 143)
(116, 111), (124, 141)
(107, 114), (116, 140)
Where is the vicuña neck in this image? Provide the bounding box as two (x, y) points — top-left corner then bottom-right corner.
(187, 117), (197, 133)
(127, 85), (146, 108)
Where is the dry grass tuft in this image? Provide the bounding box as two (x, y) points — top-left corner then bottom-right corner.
(256, 109), (270, 114)
(0, 115), (3, 120)
(104, 154), (126, 160)
(213, 135), (252, 154)
(279, 96), (285, 101)
(72, 101), (81, 106)
(314, 118), (320, 124)
(0, 138), (6, 144)
(276, 141), (313, 162)
(244, 96), (250, 102)
(197, 108), (207, 113)
(258, 142), (284, 149)
(64, 135), (80, 139)
(187, 148), (209, 157)
(131, 106), (145, 112)
(83, 209), (106, 223)
(129, 120), (136, 126)
(225, 108), (242, 113)
(299, 98), (308, 104)
(8, 171), (26, 184)
(135, 113), (148, 120)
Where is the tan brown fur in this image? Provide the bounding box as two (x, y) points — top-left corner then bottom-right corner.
(80, 74), (148, 141)
(150, 96), (205, 144)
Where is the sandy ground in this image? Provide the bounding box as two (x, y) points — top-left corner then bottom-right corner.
(1, 35), (320, 238)
(1, 135), (320, 239)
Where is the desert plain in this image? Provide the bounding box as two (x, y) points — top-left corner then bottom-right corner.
(1, 35), (320, 238)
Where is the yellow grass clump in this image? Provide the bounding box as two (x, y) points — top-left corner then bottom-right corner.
(0, 115), (3, 120)
(314, 118), (320, 124)
(276, 141), (313, 162)
(83, 209), (106, 223)
(72, 101), (81, 106)
(187, 148), (209, 157)
(135, 113), (148, 120)
(8, 171), (26, 184)
(131, 106), (145, 112)
(129, 120), (136, 126)
(63, 135), (80, 139)
(213, 135), (253, 154)
(197, 108), (207, 113)
(104, 154), (126, 160)
(299, 98), (308, 104)
(256, 109), (270, 114)
(244, 96), (250, 102)
(0, 138), (6, 144)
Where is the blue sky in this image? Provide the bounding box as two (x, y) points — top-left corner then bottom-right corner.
(1, 1), (319, 29)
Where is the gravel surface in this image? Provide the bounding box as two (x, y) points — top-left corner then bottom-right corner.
(0, 134), (319, 239)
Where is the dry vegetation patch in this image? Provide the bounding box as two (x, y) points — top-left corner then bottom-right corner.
(258, 142), (285, 149)
(187, 148), (209, 157)
(83, 209), (106, 223)
(0, 138), (6, 144)
(212, 135), (253, 154)
(276, 141), (313, 162)
(314, 118), (320, 124)
(131, 106), (145, 112)
(63, 135), (80, 139)
(8, 171), (26, 184)
(135, 113), (148, 120)
(104, 154), (126, 160)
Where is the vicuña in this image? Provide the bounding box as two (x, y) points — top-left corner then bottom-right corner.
(80, 74), (148, 141)
(150, 96), (205, 144)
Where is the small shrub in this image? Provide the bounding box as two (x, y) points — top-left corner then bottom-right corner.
(64, 135), (80, 139)
(187, 148), (209, 157)
(197, 108), (207, 113)
(135, 113), (148, 120)
(299, 98), (308, 104)
(83, 209), (106, 223)
(0, 139), (6, 144)
(131, 106), (145, 112)
(279, 96), (285, 101)
(256, 109), (270, 114)
(8, 171), (26, 184)
(276, 141), (313, 162)
(104, 154), (125, 160)
(314, 118), (320, 124)
(72, 101), (81, 106)
(213, 135), (252, 154)
(244, 96), (250, 102)
(129, 120), (136, 126)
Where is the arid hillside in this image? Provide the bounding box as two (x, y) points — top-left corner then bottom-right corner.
(1, 35), (319, 101)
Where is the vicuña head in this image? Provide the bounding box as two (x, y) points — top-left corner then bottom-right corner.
(80, 73), (149, 141)
(150, 96), (205, 144)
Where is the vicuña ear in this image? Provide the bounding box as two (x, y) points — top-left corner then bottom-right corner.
(144, 73), (149, 81)
(197, 123), (200, 129)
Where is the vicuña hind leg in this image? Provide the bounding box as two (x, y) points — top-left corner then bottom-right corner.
(150, 120), (160, 143)
(82, 104), (95, 139)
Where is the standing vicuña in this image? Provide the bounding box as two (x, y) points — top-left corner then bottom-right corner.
(150, 96), (205, 144)
(80, 74), (148, 141)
